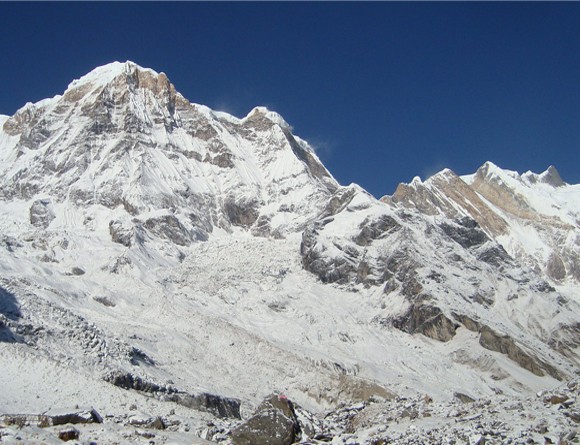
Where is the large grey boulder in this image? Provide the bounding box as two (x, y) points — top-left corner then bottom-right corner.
(29, 199), (55, 228)
(231, 394), (300, 445)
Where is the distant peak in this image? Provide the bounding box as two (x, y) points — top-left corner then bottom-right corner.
(542, 165), (565, 187)
(426, 168), (458, 183)
(523, 165), (566, 188)
(474, 161), (521, 182)
(244, 106), (291, 129)
(477, 161), (501, 176)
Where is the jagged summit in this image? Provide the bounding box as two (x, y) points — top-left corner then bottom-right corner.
(387, 161), (580, 284)
(463, 161), (567, 189)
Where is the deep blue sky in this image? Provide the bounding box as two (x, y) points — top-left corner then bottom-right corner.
(1, 3), (579, 197)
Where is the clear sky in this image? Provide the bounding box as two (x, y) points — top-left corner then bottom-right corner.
(1, 2), (579, 197)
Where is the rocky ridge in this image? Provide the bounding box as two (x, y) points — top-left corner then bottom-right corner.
(386, 163), (580, 285)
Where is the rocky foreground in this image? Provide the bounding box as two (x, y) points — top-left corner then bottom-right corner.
(1, 378), (578, 445)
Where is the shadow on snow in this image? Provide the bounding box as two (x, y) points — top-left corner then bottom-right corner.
(0, 285), (22, 343)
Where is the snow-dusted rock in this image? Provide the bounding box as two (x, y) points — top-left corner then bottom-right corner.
(230, 394), (300, 445)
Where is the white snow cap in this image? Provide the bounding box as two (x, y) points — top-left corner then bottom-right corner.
(244, 106), (291, 129)
(66, 60), (158, 90)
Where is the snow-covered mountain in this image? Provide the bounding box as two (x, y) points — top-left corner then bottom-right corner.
(0, 61), (578, 444)
(387, 162), (580, 286)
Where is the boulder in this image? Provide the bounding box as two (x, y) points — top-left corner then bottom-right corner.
(58, 427), (79, 441)
(231, 394), (300, 445)
(29, 199), (56, 228)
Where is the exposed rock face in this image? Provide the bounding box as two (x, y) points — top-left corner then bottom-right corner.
(223, 196), (260, 228)
(301, 222), (358, 284)
(546, 253), (567, 281)
(439, 217), (488, 249)
(105, 370), (240, 419)
(354, 214), (400, 246)
(143, 213), (202, 246)
(393, 304), (458, 342)
(173, 392), (241, 419)
(109, 219), (135, 247)
(390, 169), (509, 236)
(231, 394), (300, 445)
(478, 326), (563, 380)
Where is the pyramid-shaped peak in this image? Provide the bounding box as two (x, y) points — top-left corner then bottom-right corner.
(426, 168), (459, 183)
(539, 165), (566, 187)
(522, 165), (566, 188)
(243, 106), (291, 129)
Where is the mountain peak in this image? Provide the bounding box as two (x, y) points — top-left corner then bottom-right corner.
(472, 161), (566, 189)
(59, 60), (179, 110)
(67, 60), (158, 90)
(243, 106), (291, 130)
(0, 62), (337, 238)
(523, 165), (566, 188)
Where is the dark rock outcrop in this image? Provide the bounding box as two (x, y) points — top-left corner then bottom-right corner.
(109, 220), (135, 247)
(476, 245), (512, 267)
(300, 225), (357, 284)
(440, 217), (488, 249)
(478, 326), (564, 380)
(105, 370), (240, 419)
(223, 196), (260, 228)
(143, 214), (201, 245)
(105, 371), (171, 394)
(546, 253), (567, 281)
(231, 394), (300, 445)
(354, 214), (400, 246)
(172, 392), (241, 419)
(392, 303), (458, 342)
